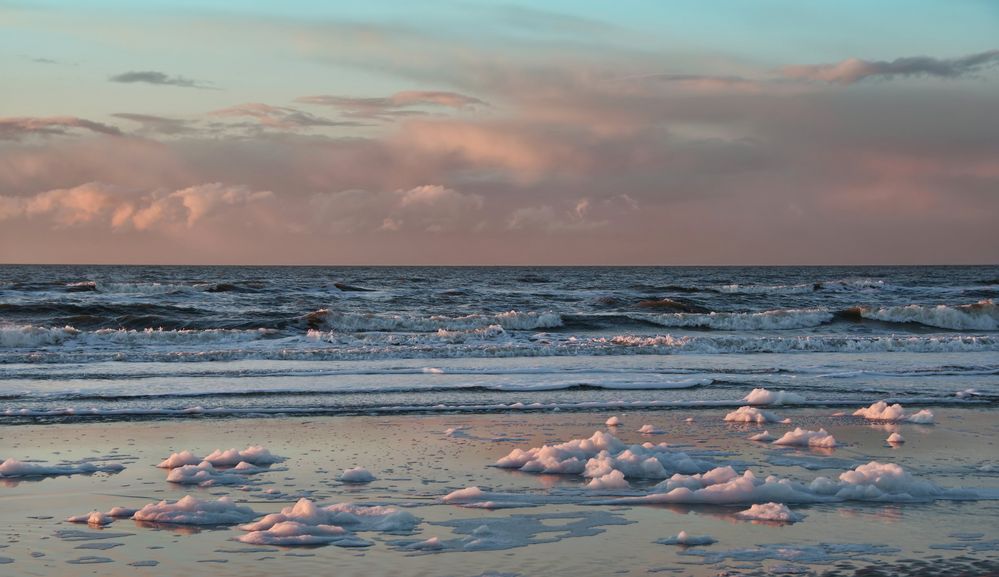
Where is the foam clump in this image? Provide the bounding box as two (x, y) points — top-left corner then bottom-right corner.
(496, 431), (711, 481)
(165, 461), (250, 486)
(724, 406), (781, 424)
(133, 496), (258, 525)
(629, 460), (975, 505)
(0, 459), (124, 478)
(657, 530), (718, 546)
(773, 428), (837, 448)
(749, 431), (775, 442)
(638, 424), (664, 434)
(735, 502), (805, 523)
(157, 446), (285, 469)
(605, 416), (622, 427)
(66, 511), (114, 526)
(853, 401), (934, 424)
(339, 467), (376, 483)
(239, 498), (420, 535)
(887, 432), (905, 444)
(238, 521), (364, 546)
(586, 470), (630, 490)
(742, 388), (805, 406)
(156, 450), (201, 469)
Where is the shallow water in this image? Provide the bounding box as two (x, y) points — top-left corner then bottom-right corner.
(1, 265), (998, 419)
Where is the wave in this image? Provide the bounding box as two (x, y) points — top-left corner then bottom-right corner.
(856, 300), (998, 331)
(0, 325), (277, 348)
(717, 278), (887, 295)
(632, 309), (834, 330)
(306, 309), (563, 332)
(1, 332), (995, 363)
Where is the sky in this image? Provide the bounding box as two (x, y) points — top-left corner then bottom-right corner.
(1, 0), (997, 265)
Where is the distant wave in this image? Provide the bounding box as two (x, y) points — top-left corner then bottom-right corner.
(717, 278), (887, 294)
(0, 325), (277, 348)
(632, 309), (834, 330)
(305, 309), (563, 332)
(2, 332), (995, 363)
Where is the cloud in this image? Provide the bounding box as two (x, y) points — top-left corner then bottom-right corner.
(208, 103), (363, 130)
(109, 70), (214, 89)
(297, 91), (485, 120)
(0, 182), (274, 230)
(309, 184), (485, 234)
(0, 116), (122, 140)
(782, 49), (999, 84)
(111, 113), (194, 135)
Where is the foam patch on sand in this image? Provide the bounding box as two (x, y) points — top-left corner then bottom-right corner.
(638, 424), (665, 434)
(749, 431), (775, 442)
(239, 498), (420, 536)
(165, 461), (262, 486)
(0, 459), (125, 478)
(656, 530), (717, 546)
(238, 522), (369, 547)
(853, 401), (934, 423)
(338, 467), (376, 483)
(133, 496), (258, 525)
(887, 432), (905, 444)
(495, 431), (712, 480)
(724, 406), (781, 424)
(772, 428), (837, 448)
(743, 388), (805, 406)
(734, 502), (805, 523)
(621, 461), (982, 505)
(157, 446), (284, 468)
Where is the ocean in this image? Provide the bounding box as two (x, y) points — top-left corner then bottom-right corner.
(1, 265), (997, 420)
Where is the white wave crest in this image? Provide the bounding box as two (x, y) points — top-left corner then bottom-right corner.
(859, 300), (998, 331)
(634, 308), (833, 330)
(312, 309), (562, 332)
(0, 325), (275, 348)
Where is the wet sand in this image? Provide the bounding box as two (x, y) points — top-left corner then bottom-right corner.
(2, 408), (998, 576)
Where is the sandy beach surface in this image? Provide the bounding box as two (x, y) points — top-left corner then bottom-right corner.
(2, 407), (997, 576)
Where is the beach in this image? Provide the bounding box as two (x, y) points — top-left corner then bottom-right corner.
(2, 407), (998, 576)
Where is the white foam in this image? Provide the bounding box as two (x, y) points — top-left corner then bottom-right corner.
(772, 428), (837, 448)
(496, 431), (712, 481)
(749, 431), (775, 442)
(239, 498), (420, 535)
(586, 470), (630, 490)
(887, 432), (905, 444)
(339, 467), (376, 483)
(724, 406), (781, 424)
(0, 458), (124, 478)
(66, 511), (114, 526)
(742, 388), (805, 406)
(133, 496), (258, 525)
(165, 461), (251, 486)
(237, 521), (361, 546)
(735, 502), (805, 523)
(605, 416), (622, 427)
(638, 424), (665, 434)
(853, 401), (934, 423)
(203, 446), (284, 466)
(626, 460), (980, 505)
(157, 450), (201, 469)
